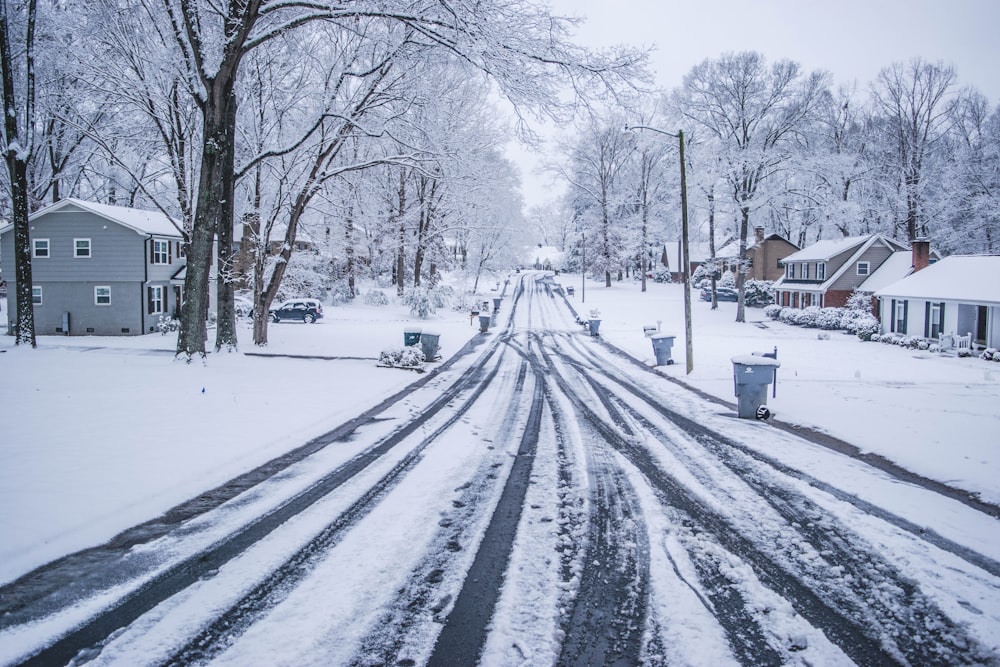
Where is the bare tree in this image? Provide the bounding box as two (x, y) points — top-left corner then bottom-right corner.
(0, 0), (38, 346)
(871, 58), (958, 242)
(677, 51), (829, 322)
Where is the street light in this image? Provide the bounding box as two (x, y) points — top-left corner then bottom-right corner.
(625, 124), (693, 375)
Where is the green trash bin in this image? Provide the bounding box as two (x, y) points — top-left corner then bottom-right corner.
(404, 327), (422, 346)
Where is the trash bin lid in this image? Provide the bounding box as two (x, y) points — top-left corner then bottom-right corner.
(650, 332), (676, 340)
(422, 330), (440, 337)
(404, 327), (422, 333)
(730, 354), (780, 368)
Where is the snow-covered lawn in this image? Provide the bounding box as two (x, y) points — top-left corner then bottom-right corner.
(1, 274), (997, 587)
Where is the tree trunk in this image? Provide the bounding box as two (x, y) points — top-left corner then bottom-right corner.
(736, 203), (750, 323)
(1, 0), (37, 346)
(214, 92), (238, 352)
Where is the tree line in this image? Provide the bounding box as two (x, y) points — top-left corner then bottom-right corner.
(0, 0), (647, 352)
(548, 52), (999, 321)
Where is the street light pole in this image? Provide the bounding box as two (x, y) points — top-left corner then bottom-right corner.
(625, 124), (694, 374)
(581, 231), (586, 304)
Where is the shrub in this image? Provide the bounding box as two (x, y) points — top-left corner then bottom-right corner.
(651, 267), (672, 283)
(743, 279), (774, 307)
(329, 280), (353, 305)
(429, 284), (455, 309)
(157, 315), (180, 335)
(402, 286), (434, 319)
(816, 307), (844, 330)
(854, 315), (880, 341)
(764, 304), (782, 320)
(379, 346), (424, 368)
(982, 348), (998, 361)
(362, 289), (390, 306)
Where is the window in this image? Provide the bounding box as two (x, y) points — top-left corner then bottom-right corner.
(32, 285), (43, 305)
(785, 263), (795, 279)
(817, 262), (826, 280)
(857, 261), (870, 276)
(152, 239), (170, 265)
(148, 285), (164, 313)
(95, 286), (111, 305)
(74, 238), (92, 258)
(927, 302), (945, 338)
(33, 239), (50, 258)
(892, 299), (907, 334)
(802, 263), (810, 280)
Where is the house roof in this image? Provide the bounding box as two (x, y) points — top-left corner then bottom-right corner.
(26, 198), (184, 237)
(780, 235), (871, 262)
(874, 255), (1000, 305)
(857, 251), (914, 293)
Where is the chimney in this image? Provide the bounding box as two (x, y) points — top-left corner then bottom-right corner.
(754, 226), (765, 245)
(912, 238), (930, 272)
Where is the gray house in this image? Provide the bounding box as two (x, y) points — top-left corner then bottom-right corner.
(771, 234), (909, 309)
(1, 198), (187, 336)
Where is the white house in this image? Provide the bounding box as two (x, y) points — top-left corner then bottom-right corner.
(874, 255), (1000, 349)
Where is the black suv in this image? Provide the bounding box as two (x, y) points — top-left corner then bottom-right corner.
(269, 299), (323, 323)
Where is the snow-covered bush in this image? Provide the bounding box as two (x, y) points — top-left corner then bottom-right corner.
(743, 279), (774, 307)
(402, 286), (434, 319)
(429, 284), (455, 309)
(362, 289), (390, 306)
(378, 346), (424, 368)
(816, 307), (844, 330)
(917, 339), (930, 351)
(854, 315), (880, 341)
(870, 333), (882, 343)
(845, 289), (874, 314)
(981, 348), (998, 361)
(958, 347), (973, 358)
(718, 271), (737, 289)
(329, 280), (353, 305)
(157, 315), (179, 335)
(764, 304), (782, 320)
(651, 267), (672, 283)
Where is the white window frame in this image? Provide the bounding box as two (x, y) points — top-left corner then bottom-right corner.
(149, 285), (164, 313)
(152, 239), (170, 265)
(33, 238), (50, 258)
(857, 261), (870, 276)
(95, 285), (111, 305)
(802, 263), (810, 280)
(32, 285), (43, 305)
(785, 263), (795, 279)
(817, 262), (826, 280)
(929, 302), (942, 338)
(74, 238), (92, 258)
(895, 300), (906, 333)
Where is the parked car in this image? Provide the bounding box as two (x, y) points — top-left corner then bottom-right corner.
(269, 299), (323, 323)
(700, 287), (739, 302)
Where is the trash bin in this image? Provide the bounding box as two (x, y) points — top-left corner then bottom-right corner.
(404, 327), (422, 346)
(650, 333), (676, 366)
(566, 286), (575, 297)
(420, 330), (440, 361)
(588, 318), (601, 336)
(478, 314), (491, 333)
(731, 355), (781, 419)
(493, 297), (502, 312)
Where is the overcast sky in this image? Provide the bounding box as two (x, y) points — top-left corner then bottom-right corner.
(510, 0), (1000, 209)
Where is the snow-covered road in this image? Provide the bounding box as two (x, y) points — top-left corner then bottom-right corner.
(3, 273), (998, 666)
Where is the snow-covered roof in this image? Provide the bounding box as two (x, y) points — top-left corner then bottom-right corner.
(27, 198), (184, 237)
(780, 235), (870, 262)
(874, 255), (1000, 304)
(857, 251), (914, 293)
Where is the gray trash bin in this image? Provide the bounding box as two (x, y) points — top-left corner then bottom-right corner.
(493, 297), (502, 312)
(420, 330), (440, 361)
(650, 333), (676, 366)
(403, 327), (422, 346)
(588, 318), (601, 336)
(478, 314), (491, 333)
(731, 355), (780, 419)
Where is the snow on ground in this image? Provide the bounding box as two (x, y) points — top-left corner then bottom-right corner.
(1, 274), (998, 588)
(560, 274), (1000, 505)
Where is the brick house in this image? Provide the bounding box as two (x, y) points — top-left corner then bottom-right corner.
(771, 234), (909, 309)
